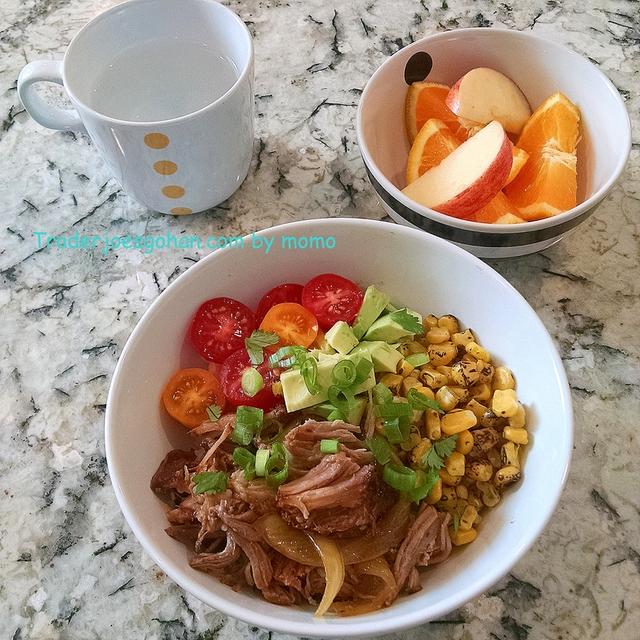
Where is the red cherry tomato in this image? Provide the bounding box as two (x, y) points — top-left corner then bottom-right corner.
(221, 348), (280, 410)
(255, 283), (304, 324)
(301, 274), (364, 330)
(189, 297), (256, 363)
(259, 302), (318, 347)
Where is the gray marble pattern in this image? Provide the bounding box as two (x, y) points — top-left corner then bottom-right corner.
(1, 0), (639, 638)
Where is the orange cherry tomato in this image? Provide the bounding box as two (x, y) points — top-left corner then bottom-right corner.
(162, 368), (225, 429)
(259, 302), (319, 348)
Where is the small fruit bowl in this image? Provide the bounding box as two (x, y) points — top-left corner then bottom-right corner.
(356, 28), (631, 258)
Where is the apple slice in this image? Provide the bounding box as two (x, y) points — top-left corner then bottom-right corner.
(402, 120), (513, 219)
(446, 68), (531, 135)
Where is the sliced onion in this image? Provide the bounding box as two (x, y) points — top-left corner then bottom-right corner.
(254, 513), (322, 567)
(307, 532), (345, 616)
(330, 556), (397, 616)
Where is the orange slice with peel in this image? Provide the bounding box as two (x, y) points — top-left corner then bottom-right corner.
(505, 92), (580, 220)
(405, 82), (468, 143)
(506, 147), (529, 185)
(406, 118), (461, 184)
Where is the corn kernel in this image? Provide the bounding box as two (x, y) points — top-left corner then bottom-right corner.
(380, 373), (403, 393)
(401, 376), (421, 395)
(439, 485), (458, 506)
(465, 341), (491, 362)
(428, 341), (457, 366)
(423, 314), (439, 329)
(456, 429), (474, 454)
(494, 465), (522, 487)
(452, 329), (475, 347)
(426, 327), (450, 344)
(467, 459), (493, 482)
(476, 361), (495, 384)
(426, 478), (442, 504)
(436, 386), (459, 412)
(406, 341), (428, 354)
(451, 527), (477, 546)
(459, 504), (478, 530)
(501, 441), (520, 468)
(401, 431), (422, 452)
(503, 427), (529, 445)
(445, 451), (465, 476)
(272, 381), (283, 396)
(436, 365), (453, 380)
(441, 409), (477, 435)
(397, 342), (410, 356)
(449, 386), (470, 403)
(439, 468), (462, 486)
(451, 360), (481, 386)
(425, 409), (441, 440)
(491, 389), (519, 417)
(437, 314), (460, 334)
(411, 438), (431, 466)
(465, 399), (488, 420)
(414, 385), (435, 401)
(493, 366), (515, 390)
(419, 368), (448, 389)
(397, 359), (415, 377)
(509, 404), (526, 428)
(469, 383), (491, 402)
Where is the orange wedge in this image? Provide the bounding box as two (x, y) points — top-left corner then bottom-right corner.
(405, 82), (468, 142)
(506, 147), (529, 185)
(470, 191), (516, 223)
(406, 118), (461, 184)
(505, 92), (580, 220)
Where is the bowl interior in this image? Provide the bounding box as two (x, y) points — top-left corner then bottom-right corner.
(106, 220), (572, 637)
(360, 29), (627, 203)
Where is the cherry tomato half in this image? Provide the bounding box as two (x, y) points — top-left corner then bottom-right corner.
(259, 302), (319, 347)
(301, 274), (364, 330)
(221, 348), (280, 410)
(189, 297), (256, 363)
(255, 283), (304, 324)
(162, 368), (225, 429)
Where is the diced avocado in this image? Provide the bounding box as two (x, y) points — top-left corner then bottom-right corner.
(363, 309), (423, 343)
(352, 286), (390, 339)
(349, 341), (403, 373)
(312, 332), (336, 355)
(280, 353), (376, 412)
(307, 396), (368, 425)
(325, 321), (359, 355)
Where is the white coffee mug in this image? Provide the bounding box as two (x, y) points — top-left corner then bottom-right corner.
(18, 0), (254, 215)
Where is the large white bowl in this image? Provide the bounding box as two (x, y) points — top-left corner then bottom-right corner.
(356, 28), (631, 258)
(106, 218), (573, 637)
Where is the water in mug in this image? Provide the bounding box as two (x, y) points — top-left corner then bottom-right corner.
(88, 38), (239, 121)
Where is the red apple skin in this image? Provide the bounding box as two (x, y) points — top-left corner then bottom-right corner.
(445, 77), (463, 114)
(434, 135), (513, 219)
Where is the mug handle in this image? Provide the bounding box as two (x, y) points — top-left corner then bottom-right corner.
(18, 60), (85, 131)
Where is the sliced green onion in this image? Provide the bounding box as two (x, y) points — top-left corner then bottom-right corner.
(383, 463), (416, 492)
(365, 435), (394, 465)
(407, 468), (440, 503)
(193, 471), (229, 495)
(372, 382), (393, 406)
(353, 357), (374, 384)
(232, 406), (264, 445)
(384, 416), (411, 444)
(331, 360), (357, 387)
(300, 356), (320, 394)
(265, 442), (289, 487)
(269, 346), (307, 369)
(407, 388), (444, 413)
(328, 385), (356, 417)
(255, 448), (270, 476)
(232, 447), (256, 480)
(241, 367), (264, 397)
(376, 402), (412, 420)
(206, 404), (222, 422)
(327, 409), (346, 421)
(405, 353), (430, 368)
(320, 439), (340, 454)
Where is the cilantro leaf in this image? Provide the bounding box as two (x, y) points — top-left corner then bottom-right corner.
(245, 330), (280, 365)
(206, 404), (222, 421)
(421, 446), (445, 470)
(420, 434), (458, 470)
(407, 388), (444, 413)
(192, 471), (228, 495)
(389, 309), (424, 335)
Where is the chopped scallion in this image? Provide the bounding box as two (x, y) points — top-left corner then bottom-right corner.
(320, 439), (340, 454)
(405, 353), (429, 368)
(328, 385), (357, 417)
(382, 463), (417, 492)
(331, 359), (357, 387)
(255, 448), (270, 476)
(353, 357), (374, 385)
(300, 356), (320, 394)
(232, 406), (264, 446)
(407, 468), (440, 503)
(365, 435), (394, 465)
(265, 442), (289, 487)
(232, 447), (256, 480)
(376, 402), (412, 420)
(372, 382), (393, 405)
(241, 367), (264, 397)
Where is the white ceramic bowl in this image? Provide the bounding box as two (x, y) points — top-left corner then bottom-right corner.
(106, 219), (573, 637)
(356, 28), (631, 258)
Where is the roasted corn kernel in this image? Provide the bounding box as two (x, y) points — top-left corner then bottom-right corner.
(411, 438), (431, 466)
(456, 429), (474, 455)
(451, 527), (477, 545)
(437, 314), (460, 334)
(459, 504), (478, 530)
(501, 441), (520, 468)
(475, 361), (495, 384)
(401, 375), (422, 395)
(467, 459), (493, 482)
(439, 485), (458, 507)
(426, 478), (442, 504)
(491, 389), (519, 417)
(448, 386), (470, 403)
(423, 314), (439, 329)
(419, 368), (449, 389)
(428, 341), (458, 366)
(494, 465), (522, 487)
(451, 360), (481, 386)
(435, 385), (460, 412)
(425, 409), (441, 440)
(503, 427), (529, 445)
(445, 451), (465, 476)
(509, 403), (526, 428)
(493, 366), (515, 390)
(479, 409), (507, 429)
(466, 399), (488, 420)
(439, 468), (462, 486)
(398, 359), (415, 377)
(406, 341), (428, 354)
(469, 382), (492, 402)
(465, 341), (491, 362)
(468, 427), (500, 458)
(426, 327), (450, 344)
(380, 372), (403, 393)
(441, 409), (477, 435)
(414, 385), (435, 401)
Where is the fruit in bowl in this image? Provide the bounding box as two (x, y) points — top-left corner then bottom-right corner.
(403, 68), (581, 224)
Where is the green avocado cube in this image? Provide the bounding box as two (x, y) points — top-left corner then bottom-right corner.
(325, 321), (359, 355)
(352, 286), (390, 340)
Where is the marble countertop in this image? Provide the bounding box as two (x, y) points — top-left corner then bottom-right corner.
(1, 0), (639, 638)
